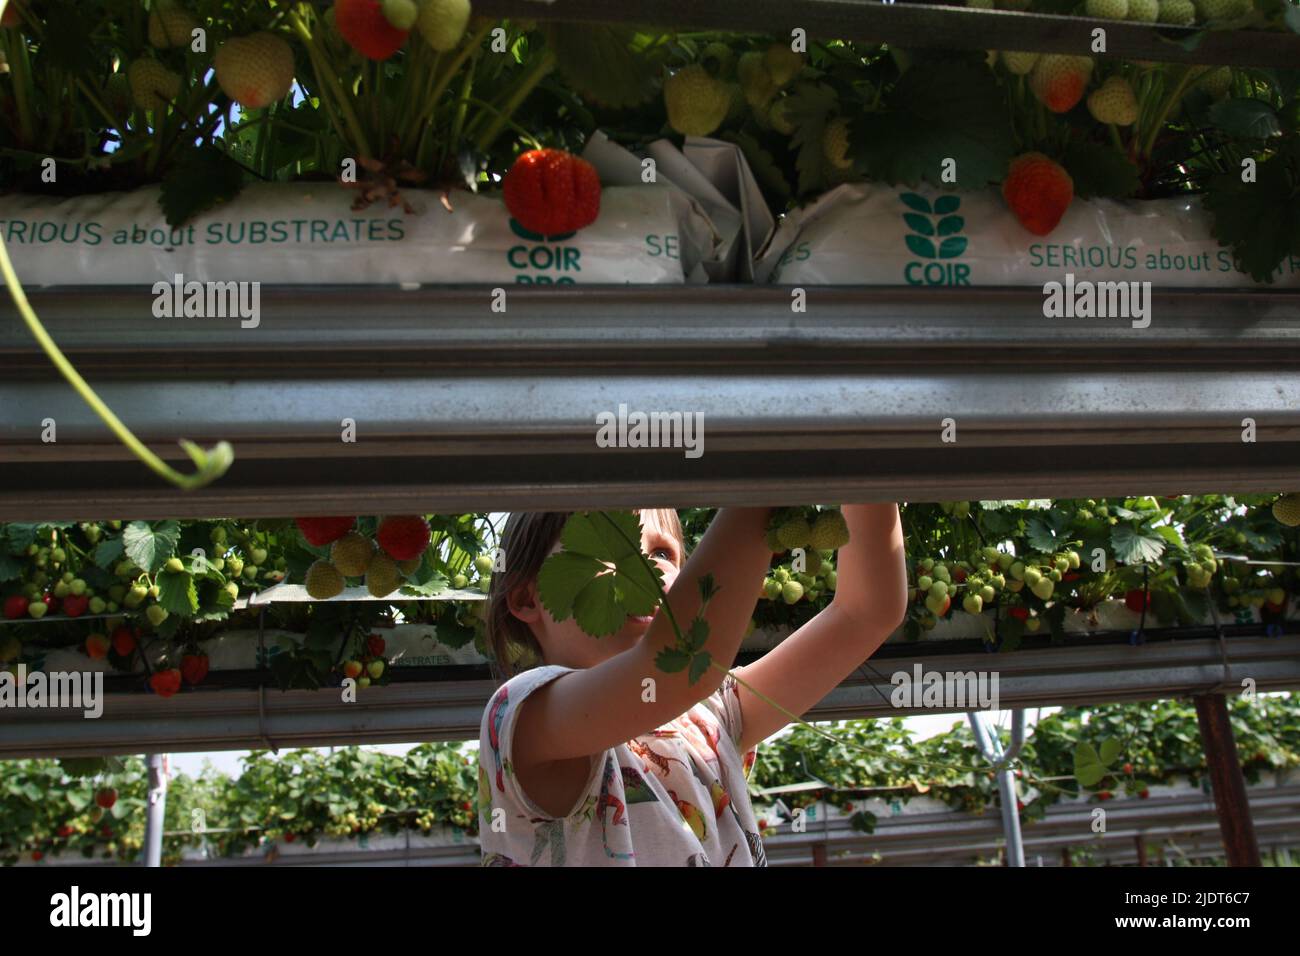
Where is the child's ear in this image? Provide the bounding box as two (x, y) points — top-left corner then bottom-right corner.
(506, 580), (542, 624)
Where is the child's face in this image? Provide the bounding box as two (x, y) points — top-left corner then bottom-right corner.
(511, 515), (684, 669)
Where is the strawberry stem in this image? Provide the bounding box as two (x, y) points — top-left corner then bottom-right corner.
(0, 240), (234, 490)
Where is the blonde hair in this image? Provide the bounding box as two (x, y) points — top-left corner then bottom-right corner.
(485, 510), (685, 684)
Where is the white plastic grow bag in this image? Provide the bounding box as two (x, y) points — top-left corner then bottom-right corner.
(0, 178), (717, 287)
(756, 182), (1300, 289)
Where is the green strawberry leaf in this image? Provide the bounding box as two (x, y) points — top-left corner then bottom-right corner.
(1110, 523), (1168, 565)
(1062, 141), (1140, 199)
(1073, 741), (1107, 787)
(784, 81), (839, 195)
(1202, 153), (1300, 283)
(122, 520), (181, 574)
(159, 145), (246, 228)
(156, 570), (199, 616)
(1099, 737), (1122, 765)
(536, 551), (606, 622)
(1025, 512), (1071, 553)
(545, 24), (667, 109)
(92, 536), (126, 571)
(688, 650), (713, 684)
(655, 646), (691, 673)
(572, 572), (632, 637)
(853, 60), (1013, 190)
(1207, 98), (1282, 139)
(0, 551), (20, 583)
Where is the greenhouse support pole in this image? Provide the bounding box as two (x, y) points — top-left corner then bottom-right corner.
(142, 753), (168, 868)
(967, 709), (1026, 868)
(1192, 693), (1260, 867)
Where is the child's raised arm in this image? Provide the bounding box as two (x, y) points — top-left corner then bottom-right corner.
(731, 503), (909, 753)
(513, 507), (772, 769)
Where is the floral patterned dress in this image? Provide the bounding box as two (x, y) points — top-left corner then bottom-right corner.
(478, 664), (766, 867)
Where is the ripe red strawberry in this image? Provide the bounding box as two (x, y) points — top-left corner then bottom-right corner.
(95, 787), (117, 810)
(3, 594), (28, 619)
(375, 515), (431, 561)
(1124, 588), (1151, 612)
(284, 832), (297, 842)
(1002, 152), (1073, 236)
(31, 850), (43, 861)
(1009, 606), (1030, 620)
(335, 0), (409, 60)
(61, 593), (90, 618)
(366, 633), (386, 657)
(181, 653), (209, 686)
(57, 824), (74, 838)
(150, 668), (183, 698)
(502, 149), (602, 238)
(111, 625), (137, 656)
(1098, 790), (1113, 800)
(1029, 54), (1093, 113)
(214, 32), (296, 109)
(295, 516), (356, 547)
(1139, 788), (1150, 799)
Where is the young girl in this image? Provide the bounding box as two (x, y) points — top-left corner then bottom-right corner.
(477, 505), (907, 866)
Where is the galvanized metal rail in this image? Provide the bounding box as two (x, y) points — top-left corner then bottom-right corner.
(474, 0), (1300, 67)
(2, 285), (1299, 520)
(2, 632), (1294, 758)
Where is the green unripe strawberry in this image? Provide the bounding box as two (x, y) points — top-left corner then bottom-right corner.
(763, 578), (782, 600)
(1024, 566), (1042, 586)
(929, 580), (949, 599)
(54, 580), (71, 599)
(89, 596), (107, 614)
(1267, 587), (1286, 606)
(824, 570), (837, 591)
(963, 593), (984, 614)
(474, 554), (495, 576)
(148, 584), (160, 599)
(781, 580), (805, 604)
(920, 557), (935, 572)
(1031, 577), (1055, 600)
(768, 97), (797, 135)
(701, 41), (735, 77)
(417, 0), (470, 52)
(917, 575), (934, 592)
(305, 560), (345, 600)
(70, 578), (88, 596)
(1158, 0), (1196, 23)
(1066, 551), (1080, 569)
(1000, 50), (1040, 75)
(777, 517), (813, 550)
(774, 567), (790, 583)
(242, 566), (257, 581)
(932, 564), (951, 584)
(211, 526), (227, 545)
(1026, 617), (1042, 632)
(250, 548), (268, 565)
(822, 117), (854, 172)
(1127, 0), (1159, 18)
(146, 604), (168, 627)
(28, 602), (48, 619)
(52, 548), (67, 563)
(665, 64), (732, 137)
(165, 557), (185, 573)
(452, 573), (468, 589)
(1086, 0), (1129, 18)
(763, 43), (804, 87)
(1009, 561), (1026, 581)
(737, 51), (777, 109)
(226, 556), (244, 577)
(366, 553), (401, 598)
(1271, 494), (1300, 527)
(1049, 568), (1062, 582)
(980, 585), (996, 604)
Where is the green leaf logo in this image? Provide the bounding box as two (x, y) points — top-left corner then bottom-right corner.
(901, 193), (966, 262)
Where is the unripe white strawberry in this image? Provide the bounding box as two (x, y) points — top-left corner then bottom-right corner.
(214, 32), (295, 110)
(128, 59), (182, 114)
(1195, 0), (1249, 19)
(148, 3), (199, 49)
(1127, 0), (1160, 19)
(822, 117), (853, 171)
(1087, 75), (1139, 126)
(1158, 0), (1197, 24)
(1000, 50), (1040, 75)
(1086, 0), (1129, 18)
(416, 0), (470, 52)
